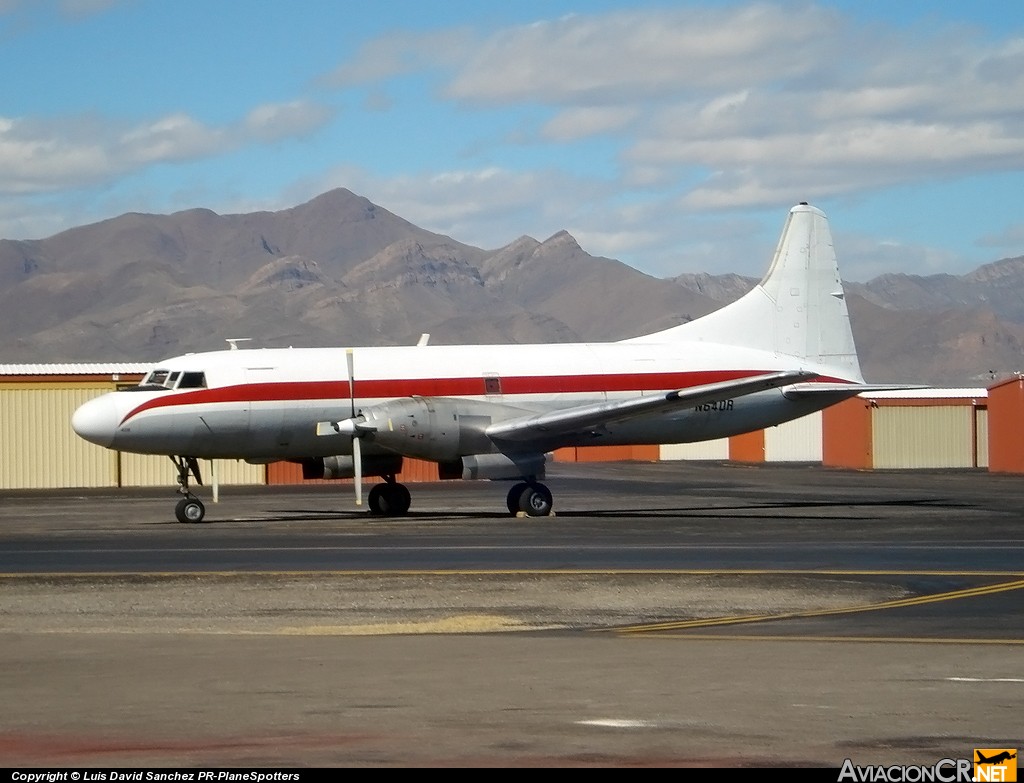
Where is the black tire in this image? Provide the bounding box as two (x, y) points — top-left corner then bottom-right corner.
(367, 484), (385, 515)
(506, 482), (530, 514)
(518, 484), (553, 517)
(175, 496), (206, 524)
(386, 483), (411, 516)
(368, 483), (411, 516)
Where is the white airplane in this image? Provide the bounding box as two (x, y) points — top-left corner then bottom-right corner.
(72, 202), (903, 523)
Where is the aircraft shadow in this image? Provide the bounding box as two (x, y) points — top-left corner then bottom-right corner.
(168, 496), (967, 524)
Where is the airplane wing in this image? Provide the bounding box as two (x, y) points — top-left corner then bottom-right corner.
(485, 369), (816, 443)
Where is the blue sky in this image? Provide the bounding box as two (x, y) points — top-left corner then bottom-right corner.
(1, 0), (1023, 282)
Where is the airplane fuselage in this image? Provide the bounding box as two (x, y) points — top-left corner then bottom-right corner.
(73, 340), (850, 461)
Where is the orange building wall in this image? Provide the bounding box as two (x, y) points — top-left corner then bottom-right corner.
(267, 445), (662, 484)
(728, 430), (765, 462)
(553, 445), (660, 463)
(822, 397), (872, 469)
(266, 458), (440, 485)
(987, 375), (1024, 473)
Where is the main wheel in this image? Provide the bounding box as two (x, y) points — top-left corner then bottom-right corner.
(386, 483), (411, 516)
(518, 483), (553, 517)
(175, 496), (206, 524)
(506, 482), (530, 514)
(367, 484), (385, 515)
(368, 483), (411, 516)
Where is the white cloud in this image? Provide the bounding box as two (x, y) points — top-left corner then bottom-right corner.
(242, 100), (335, 142)
(445, 5), (838, 104)
(119, 113), (224, 165)
(837, 234), (963, 282)
(319, 28), (474, 88)
(313, 164), (587, 249)
(0, 100), (334, 195)
(542, 106), (638, 141)
(977, 223), (1024, 254)
(424, 5), (1024, 211)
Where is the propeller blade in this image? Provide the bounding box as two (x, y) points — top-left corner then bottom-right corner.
(346, 348), (356, 418)
(352, 434), (363, 507)
(346, 347), (362, 507)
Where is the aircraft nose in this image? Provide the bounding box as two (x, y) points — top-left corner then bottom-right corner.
(71, 394), (119, 448)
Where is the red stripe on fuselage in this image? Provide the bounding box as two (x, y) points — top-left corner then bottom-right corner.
(118, 369), (778, 425)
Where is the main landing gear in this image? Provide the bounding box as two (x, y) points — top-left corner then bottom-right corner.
(172, 455), (206, 524)
(506, 481), (554, 517)
(359, 476), (554, 517)
(367, 475), (411, 516)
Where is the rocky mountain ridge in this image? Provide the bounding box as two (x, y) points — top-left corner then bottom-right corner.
(2, 188), (1022, 386)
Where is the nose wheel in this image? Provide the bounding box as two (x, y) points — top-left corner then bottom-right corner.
(171, 456), (207, 523)
(175, 495), (206, 524)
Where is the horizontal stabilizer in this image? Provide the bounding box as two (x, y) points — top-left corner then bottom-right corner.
(783, 382), (929, 398)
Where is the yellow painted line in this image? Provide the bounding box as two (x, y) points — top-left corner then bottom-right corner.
(612, 578), (1024, 635)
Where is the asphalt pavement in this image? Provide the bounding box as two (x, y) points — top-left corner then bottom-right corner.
(1, 461), (1021, 768)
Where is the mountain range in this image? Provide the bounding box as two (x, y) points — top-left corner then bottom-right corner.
(2, 188), (1023, 387)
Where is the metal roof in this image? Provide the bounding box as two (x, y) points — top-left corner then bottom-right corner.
(0, 363), (154, 376)
(858, 387), (987, 400)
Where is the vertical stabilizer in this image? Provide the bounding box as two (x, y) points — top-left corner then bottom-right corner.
(627, 203), (864, 382)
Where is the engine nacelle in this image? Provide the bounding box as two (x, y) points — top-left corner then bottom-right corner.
(299, 454), (404, 480)
(360, 396), (489, 461)
(438, 452), (547, 481)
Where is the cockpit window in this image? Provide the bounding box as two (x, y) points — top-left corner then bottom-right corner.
(178, 371), (207, 389)
(144, 370), (170, 388)
(136, 369), (206, 391)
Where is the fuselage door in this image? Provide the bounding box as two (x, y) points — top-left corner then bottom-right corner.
(483, 373), (502, 397)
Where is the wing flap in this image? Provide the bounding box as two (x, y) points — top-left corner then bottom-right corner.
(485, 369), (815, 443)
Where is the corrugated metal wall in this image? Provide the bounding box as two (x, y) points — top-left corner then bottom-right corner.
(1, 384), (264, 489)
(871, 406), (975, 469)
(988, 377), (1024, 472)
(0, 384), (117, 489)
(558, 445), (660, 462)
(822, 397), (871, 469)
(660, 438), (730, 461)
(765, 412), (823, 462)
(976, 407), (989, 469)
(119, 454), (264, 487)
(266, 457), (439, 484)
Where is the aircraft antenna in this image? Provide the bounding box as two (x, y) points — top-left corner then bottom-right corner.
(225, 338), (252, 351)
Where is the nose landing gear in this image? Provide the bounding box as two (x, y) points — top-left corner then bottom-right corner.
(171, 456), (206, 523)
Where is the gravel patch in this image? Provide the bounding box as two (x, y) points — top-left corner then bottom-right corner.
(0, 572), (907, 635)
